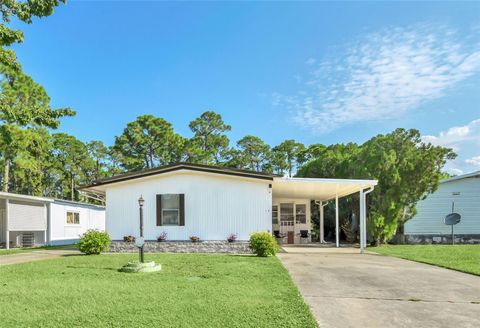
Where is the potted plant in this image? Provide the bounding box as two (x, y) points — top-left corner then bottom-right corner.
(227, 233), (237, 243)
(157, 231), (167, 242)
(189, 235), (200, 243)
(123, 235), (135, 243)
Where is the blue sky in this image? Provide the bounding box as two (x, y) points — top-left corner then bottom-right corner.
(13, 1), (480, 174)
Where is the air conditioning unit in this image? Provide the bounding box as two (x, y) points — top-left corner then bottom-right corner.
(21, 233), (35, 247)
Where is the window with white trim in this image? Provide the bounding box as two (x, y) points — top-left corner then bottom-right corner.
(66, 211), (80, 225)
(162, 194), (180, 225)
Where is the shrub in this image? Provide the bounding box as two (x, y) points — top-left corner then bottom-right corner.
(249, 231), (279, 257)
(189, 235), (200, 243)
(123, 235), (135, 242)
(157, 231), (167, 242)
(79, 230), (111, 255)
(227, 233), (237, 243)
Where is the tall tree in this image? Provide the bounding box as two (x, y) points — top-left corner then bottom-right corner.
(236, 135), (271, 172)
(114, 115), (183, 170)
(106, 146), (126, 177)
(1, 0), (66, 70)
(0, 64), (75, 191)
(8, 128), (51, 195)
(51, 133), (91, 201)
(0, 64), (75, 127)
(188, 111), (231, 164)
(298, 130), (455, 245)
(0, 124), (25, 191)
(357, 128), (456, 244)
(86, 140), (109, 181)
(271, 139), (305, 177)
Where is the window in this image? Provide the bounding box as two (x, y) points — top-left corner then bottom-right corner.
(66, 211), (80, 225)
(272, 205), (278, 224)
(295, 204), (306, 224)
(162, 194), (180, 225)
(280, 203), (294, 226)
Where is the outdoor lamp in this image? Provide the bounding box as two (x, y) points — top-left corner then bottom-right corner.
(138, 195), (145, 207)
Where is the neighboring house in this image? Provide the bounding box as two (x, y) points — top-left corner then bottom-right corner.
(405, 171), (480, 244)
(80, 163), (376, 250)
(0, 192), (105, 249)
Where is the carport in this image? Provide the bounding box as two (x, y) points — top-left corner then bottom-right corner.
(272, 177), (378, 253)
(0, 192), (51, 249)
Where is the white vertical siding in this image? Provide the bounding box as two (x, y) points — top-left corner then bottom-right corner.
(405, 177), (480, 235)
(106, 171), (272, 241)
(8, 200), (46, 231)
(50, 201), (106, 243)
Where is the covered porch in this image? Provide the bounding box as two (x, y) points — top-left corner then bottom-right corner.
(271, 177), (378, 253)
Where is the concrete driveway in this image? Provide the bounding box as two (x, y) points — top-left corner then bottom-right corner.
(0, 249), (80, 266)
(278, 248), (480, 328)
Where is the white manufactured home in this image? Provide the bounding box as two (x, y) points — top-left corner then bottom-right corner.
(0, 192), (105, 249)
(405, 171), (480, 244)
(80, 163), (377, 252)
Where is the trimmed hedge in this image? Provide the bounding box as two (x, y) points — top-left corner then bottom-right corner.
(249, 231), (279, 257)
(79, 230), (111, 255)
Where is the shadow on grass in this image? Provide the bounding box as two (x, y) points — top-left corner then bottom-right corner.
(66, 265), (119, 271)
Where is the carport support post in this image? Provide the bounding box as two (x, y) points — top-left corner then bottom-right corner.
(319, 201), (325, 243)
(335, 195), (339, 248)
(359, 190), (365, 254)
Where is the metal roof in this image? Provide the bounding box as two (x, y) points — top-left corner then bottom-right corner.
(78, 162), (278, 193)
(272, 177), (378, 201)
(441, 170), (480, 184)
(0, 191), (53, 203)
(0, 191), (104, 209)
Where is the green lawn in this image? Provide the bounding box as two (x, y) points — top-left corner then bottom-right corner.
(0, 244), (77, 256)
(371, 245), (480, 276)
(0, 254), (317, 328)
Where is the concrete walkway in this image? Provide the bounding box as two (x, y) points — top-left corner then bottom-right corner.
(278, 248), (480, 328)
(0, 249), (80, 266)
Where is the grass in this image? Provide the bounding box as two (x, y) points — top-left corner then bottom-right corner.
(371, 244), (480, 276)
(0, 244), (77, 256)
(0, 253), (318, 328)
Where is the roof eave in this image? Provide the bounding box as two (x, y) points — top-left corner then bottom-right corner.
(78, 163), (277, 191)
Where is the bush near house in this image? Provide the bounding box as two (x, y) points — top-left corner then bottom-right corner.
(249, 232), (279, 257)
(79, 230), (111, 255)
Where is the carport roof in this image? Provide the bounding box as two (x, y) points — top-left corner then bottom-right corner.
(272, 177), (378, 201)
(0, 191), (53, 203)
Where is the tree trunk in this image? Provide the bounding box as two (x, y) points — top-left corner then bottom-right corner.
(3, 157), (10, 192)
(70, 173), (75, 201)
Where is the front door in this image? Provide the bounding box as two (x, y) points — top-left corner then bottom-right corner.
(287, 231), (294, 244)
(280, 203), (295, 243)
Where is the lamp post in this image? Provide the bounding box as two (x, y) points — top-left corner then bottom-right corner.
(138, 195), (145, 263)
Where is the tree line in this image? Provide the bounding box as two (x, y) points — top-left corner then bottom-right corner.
(0, 104), (313, 200)
(0, 1), (456, 244)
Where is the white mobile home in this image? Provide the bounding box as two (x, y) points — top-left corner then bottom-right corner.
(0, 192), (105, 249)
(405, 171), (480, 243)
(80, 163), (377, 252)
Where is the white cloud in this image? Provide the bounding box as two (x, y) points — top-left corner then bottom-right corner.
(275, 23), (480, 133)
(422, 118), (480, 174)
(446, 167), (464, 176)
(466, 155), (480, 167)
(422, 119), (480, 151)
(305, 57), (316, 65)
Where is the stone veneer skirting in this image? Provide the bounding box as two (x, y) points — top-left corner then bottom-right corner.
(109, 241), (253, 254)
(405, 234), (480, 244)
